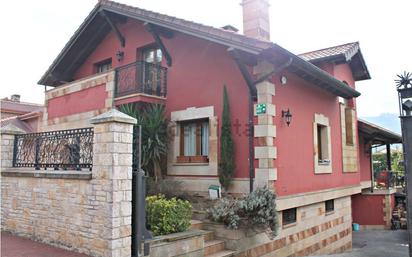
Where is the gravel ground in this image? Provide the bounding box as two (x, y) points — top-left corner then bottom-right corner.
(313, 230), (408, 257)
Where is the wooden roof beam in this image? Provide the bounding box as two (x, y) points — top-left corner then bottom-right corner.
(100, 10), (125, 47)
(227, 47), (256, 98)
(144, 22), (172, 67)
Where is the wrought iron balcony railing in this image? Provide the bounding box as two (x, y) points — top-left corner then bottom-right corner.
(13, 128), (94, 171)
(115, 61), (167, 98)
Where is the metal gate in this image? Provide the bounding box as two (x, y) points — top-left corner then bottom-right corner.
(132, 125), (152, 257)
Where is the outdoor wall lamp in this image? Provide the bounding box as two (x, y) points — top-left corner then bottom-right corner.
(116, 50), (124, 62)
(281, 109), (292, 126)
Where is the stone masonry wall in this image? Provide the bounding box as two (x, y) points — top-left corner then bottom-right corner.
(1, 110), (136, 257)
(206, 195), (352, 257)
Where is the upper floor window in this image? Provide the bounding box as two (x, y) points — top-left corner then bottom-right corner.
(143, 48), (162, 64)
(95, 59), (112, 73)
(177, 119), (209, 163)
(317, 124), (330, 164)
(314, 113), (332, 173)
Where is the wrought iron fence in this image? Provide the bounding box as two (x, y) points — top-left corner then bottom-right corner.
(13, 128), (94, 171)
(115, 61), (167, 98)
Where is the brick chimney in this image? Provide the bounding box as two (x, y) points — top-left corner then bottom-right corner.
(10, 94), (20, 102)
(241, 0), (270, 41)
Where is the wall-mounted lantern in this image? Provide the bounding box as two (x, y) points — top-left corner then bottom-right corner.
(281, 108), (292, 126)
(116, 50), (124, 62)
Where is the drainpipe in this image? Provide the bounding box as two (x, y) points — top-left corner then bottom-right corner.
(370, 145), (374, 193)
(248, 92), (255, 193)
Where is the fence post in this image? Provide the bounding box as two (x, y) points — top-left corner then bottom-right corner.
(1, 124), (25, 170)
(90, 109), (137, 257)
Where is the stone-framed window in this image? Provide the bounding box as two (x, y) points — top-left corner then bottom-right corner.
(177, 119), (209, 163)
(168, 106), (218, 176)
(313, 113), (332, 174)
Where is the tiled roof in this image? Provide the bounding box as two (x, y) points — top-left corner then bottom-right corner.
(1, 99), (43, 115)
(298, 42), (359, 62)
(98, 0), (273, 53)
(39, 0), (361, 98)
(0, 116), (35, 133)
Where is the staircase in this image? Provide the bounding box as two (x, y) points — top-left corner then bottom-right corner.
(190, 220), (235, 257)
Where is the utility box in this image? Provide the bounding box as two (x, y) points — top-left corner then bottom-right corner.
(208, 185), (221, 199)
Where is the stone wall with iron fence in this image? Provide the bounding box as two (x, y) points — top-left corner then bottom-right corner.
(1, 110), (136, 257)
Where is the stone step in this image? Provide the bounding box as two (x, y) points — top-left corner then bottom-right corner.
(190, 220), (204, 230)
(203, 230), (215, 241)
(192, 209), (208, 221)
(204, 239), (226, 256)
(205, 250), (236, 257)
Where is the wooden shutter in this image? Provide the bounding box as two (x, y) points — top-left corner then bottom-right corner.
(345, 108), (354, 145)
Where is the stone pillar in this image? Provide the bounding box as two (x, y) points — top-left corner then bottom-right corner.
(90, 109), (136, 257)
(253, 63), (277, 189)
(1, 124), (25, 169)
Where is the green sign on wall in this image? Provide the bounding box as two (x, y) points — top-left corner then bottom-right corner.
(256, 103), (267, 115)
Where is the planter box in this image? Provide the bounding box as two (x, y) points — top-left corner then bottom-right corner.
(202, 221), (271, 252)
(176, 156), (208, 163)
(176, 156), (191, 163)
(190, 156), (209, 163)
(149, 229), (206, 257)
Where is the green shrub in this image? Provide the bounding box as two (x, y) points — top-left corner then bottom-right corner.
(208, 187), (278, 236)
(146, 195), (192, 236)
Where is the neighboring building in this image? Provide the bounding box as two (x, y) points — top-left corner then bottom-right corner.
(35, 0), (399, 255)
(0, 95), (43, 132)
(353, 119), (402, 230)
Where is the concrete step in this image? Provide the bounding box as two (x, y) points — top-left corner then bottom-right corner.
(203, 230), (215, 241)
(204, 239), (226, 256)
(190, 220), (204, 230)
(205, 250), (236, 257)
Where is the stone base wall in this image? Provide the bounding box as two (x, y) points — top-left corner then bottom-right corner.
(1, 173), (112, 256)
(205, 196), (352, 257)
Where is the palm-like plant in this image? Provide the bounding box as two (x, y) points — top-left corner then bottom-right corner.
(395, 71), (412, 89)
(119, 103), (168, 180)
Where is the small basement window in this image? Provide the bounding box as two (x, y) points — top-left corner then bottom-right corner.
(95, 59), (112, 73)
(282, 208), (297, 226)
(325, 199), (334, 213)
(317, 124), (330, 164)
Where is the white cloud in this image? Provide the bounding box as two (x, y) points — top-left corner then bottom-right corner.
(1, 0), (410, 117)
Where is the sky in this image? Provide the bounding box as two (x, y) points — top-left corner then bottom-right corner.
(1, 0), (411, 117)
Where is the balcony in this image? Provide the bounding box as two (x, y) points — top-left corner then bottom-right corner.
(114, 61), (167, 100)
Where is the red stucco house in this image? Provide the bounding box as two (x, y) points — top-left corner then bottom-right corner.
(36, 0), (402, 255)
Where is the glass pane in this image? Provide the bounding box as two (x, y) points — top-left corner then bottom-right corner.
(201, 122), (209, 156)
(144, 50), (154, 63)
(184, 124), (196, 156)
(155, 49), (162, 63)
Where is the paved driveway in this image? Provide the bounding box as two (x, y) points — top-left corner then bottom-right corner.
(1, 232), (90, 257)
(314, 230), (408, 257)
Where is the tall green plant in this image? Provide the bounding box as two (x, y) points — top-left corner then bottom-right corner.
(219, 85), (235, 190)
(119, 103), (168, 180)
